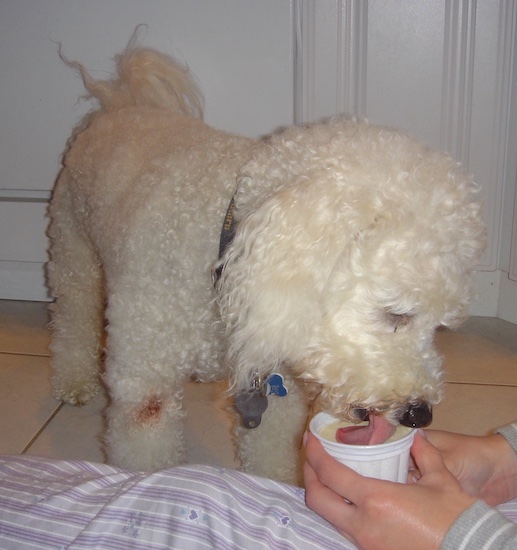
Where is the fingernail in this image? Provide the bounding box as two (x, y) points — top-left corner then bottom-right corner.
(416, 428), (428, 439)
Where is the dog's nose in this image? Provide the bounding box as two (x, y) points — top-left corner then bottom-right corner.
(399, 401), (432, 428)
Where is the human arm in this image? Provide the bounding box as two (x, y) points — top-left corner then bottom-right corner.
(430, 423), (517, 550)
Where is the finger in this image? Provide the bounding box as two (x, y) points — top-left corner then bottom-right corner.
(407, 430), (425, 481)
(408, 431), (426, 467)
(304, 459), (351, 509)
(410, 431), (448, 477)
(304, 433), (363, 497)
(304, 459), (358, 533)
(305, 432), (386, 504)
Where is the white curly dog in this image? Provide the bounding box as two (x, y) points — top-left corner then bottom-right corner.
(47, 46), (485, 483)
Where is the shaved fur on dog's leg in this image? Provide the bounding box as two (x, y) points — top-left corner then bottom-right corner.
(105, 389), (187, 471)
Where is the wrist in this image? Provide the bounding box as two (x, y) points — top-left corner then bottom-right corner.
(481, 433), (517, 505)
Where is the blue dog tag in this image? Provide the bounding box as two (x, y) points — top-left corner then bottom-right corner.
(266, 373), (288, 397)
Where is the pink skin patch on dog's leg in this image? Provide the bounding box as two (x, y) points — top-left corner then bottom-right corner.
(137, 396), (163, 424)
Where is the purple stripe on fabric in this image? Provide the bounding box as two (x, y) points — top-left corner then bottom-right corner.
(0, 522), (69, 547)
(0, 499), (94, 527)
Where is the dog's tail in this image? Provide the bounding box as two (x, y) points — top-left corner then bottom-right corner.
(60, 44), (204, 119)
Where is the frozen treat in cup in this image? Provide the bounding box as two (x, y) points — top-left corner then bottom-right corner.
(309, 412), (416, 482)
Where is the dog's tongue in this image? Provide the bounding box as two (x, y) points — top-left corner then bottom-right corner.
(335, 415), (396, 445)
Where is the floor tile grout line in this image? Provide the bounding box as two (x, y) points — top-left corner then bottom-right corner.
(445, 381), (517, 388)
(0, 351), (51, 359)
(21, 402), (65, 454)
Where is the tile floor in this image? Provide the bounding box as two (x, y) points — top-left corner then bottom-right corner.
(1, 299), (516, 469)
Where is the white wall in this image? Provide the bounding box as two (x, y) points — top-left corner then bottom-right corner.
(0, 0), (293, 299)
(1, 0), (516, 323)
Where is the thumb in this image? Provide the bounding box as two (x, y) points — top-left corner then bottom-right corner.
(411, 430), (447, 478)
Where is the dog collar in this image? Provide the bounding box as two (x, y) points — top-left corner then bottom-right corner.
(213, 195), (237, 284)
(213, 197), (288, 428)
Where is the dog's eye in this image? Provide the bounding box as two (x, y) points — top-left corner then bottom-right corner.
(385, 311), (414, 332)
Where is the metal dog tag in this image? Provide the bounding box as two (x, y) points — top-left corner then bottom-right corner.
(235, 390), (268, 429)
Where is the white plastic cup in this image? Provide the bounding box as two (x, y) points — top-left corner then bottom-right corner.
(309, 412), (416, 483)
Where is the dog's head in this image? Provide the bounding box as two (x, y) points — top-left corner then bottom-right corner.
(217, 118), (486, 432)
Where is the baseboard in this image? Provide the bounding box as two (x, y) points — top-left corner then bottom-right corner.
(0, 261), (50, 301)
(498, 271), (517, 324)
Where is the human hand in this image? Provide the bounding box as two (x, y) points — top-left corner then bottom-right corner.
(422, 429), (517, 506)
(304, 431), (476, 550)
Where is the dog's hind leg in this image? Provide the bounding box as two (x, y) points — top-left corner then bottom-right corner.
(233, 373), (311, 485)
(101, 281), (188, 471)
(47, 172), (105, 406)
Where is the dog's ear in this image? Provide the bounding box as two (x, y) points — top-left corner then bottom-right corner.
(215, 125), (403, 392)
(216, 119), (486, 392)
(216, 176), (371, 393)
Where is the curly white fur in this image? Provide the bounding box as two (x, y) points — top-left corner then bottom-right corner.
(47, 45), (485, 482)
(218, 121), (485, 418)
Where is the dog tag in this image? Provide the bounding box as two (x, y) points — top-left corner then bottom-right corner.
(235, 390), (268, 429)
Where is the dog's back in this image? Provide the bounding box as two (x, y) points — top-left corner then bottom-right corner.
(47, 49), (254, 414)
